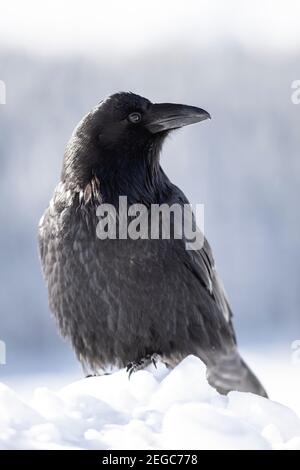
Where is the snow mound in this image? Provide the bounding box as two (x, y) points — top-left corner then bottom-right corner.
(1, 355), (300, 450)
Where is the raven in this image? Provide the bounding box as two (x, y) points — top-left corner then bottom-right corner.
(39, 92), (267, 397)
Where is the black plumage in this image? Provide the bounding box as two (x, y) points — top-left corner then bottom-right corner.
(38, 92), (267, 397)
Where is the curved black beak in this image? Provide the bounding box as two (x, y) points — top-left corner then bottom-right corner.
(145, 102), (211, 134)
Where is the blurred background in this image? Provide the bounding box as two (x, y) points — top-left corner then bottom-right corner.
(0, 0), (300, 410)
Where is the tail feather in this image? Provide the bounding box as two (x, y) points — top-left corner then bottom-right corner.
(206, 351), (268, 398)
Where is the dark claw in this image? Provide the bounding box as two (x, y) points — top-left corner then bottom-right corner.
(126, 354), (161, 379)
(126, 359), (144, 379)
(151, 356), (157, 368)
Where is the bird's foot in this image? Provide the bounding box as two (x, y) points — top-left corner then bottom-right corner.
(126, 353), (161, 379)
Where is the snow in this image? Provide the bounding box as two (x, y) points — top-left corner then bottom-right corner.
(1, 355), (300, 450)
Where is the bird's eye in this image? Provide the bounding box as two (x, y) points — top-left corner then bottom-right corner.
(128, 112), (142, 123)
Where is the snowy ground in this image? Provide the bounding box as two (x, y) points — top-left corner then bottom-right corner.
(1, 353), (300, 450)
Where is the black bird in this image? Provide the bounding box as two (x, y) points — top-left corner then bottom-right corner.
(39, 92), (267, 397)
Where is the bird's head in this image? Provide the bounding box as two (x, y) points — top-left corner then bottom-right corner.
(62, 92), (210, 197)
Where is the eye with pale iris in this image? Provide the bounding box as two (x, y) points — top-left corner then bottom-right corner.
(128, 112), (142, 123)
